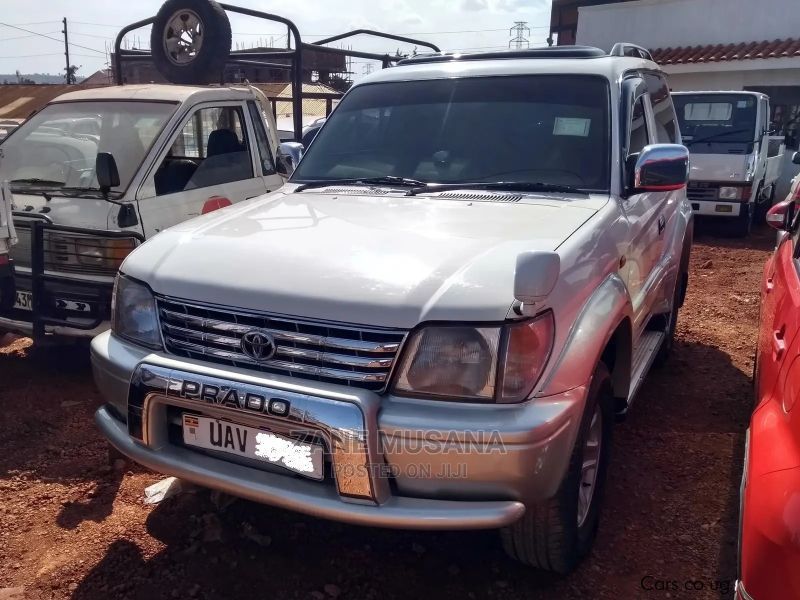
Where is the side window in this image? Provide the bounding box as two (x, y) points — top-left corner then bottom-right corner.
(629, 96), (650, 156)
(154, 105), (254, 196)
(644, 73), (678, 143)
(247, 101), (276, 176)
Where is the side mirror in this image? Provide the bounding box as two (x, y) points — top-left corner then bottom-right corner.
(630, 144), (690, 194)
(96, 152), (120, 193)
(514, 251), (561, 304)
(276, 142), (304, 177)
(766, 199), (795, 232)
(792, 151), (800, 166)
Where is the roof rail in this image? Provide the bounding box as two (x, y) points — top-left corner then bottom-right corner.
(399, 45), (606, 65)
(609, 43), (654, 62)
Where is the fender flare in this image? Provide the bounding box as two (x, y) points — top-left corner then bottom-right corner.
(538, 273), (634, 400)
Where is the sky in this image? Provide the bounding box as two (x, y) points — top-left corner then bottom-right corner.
(0, 0), (552, 79)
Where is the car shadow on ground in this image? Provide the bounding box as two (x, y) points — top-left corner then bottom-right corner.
(0, 338), (128, 530)
(693, 218), (776, 252)
(70, 336), (753, 600)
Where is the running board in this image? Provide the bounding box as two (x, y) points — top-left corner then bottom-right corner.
(624, 330), (665, 411)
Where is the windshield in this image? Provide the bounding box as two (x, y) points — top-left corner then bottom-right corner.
(0, 101), (177, 195)
(674, 94), (758, 145)
(292, 75), (610, 192)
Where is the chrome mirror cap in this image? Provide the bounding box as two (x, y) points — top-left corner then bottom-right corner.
(633, 144), (690, 193)
(276, 142), (305, 177)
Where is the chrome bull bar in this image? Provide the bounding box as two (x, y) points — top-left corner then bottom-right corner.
(128, 363), (390, 505)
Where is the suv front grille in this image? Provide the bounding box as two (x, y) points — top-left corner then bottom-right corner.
(157, 297), (407, 392)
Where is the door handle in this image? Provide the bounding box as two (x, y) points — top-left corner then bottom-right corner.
(657, 215), (666, 235)
(773, 326), (787, 360)
(766, 276), (775, 292)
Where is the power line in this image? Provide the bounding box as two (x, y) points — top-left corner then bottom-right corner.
(0, 21), (105, 54)
(69, 21), (122, 28)
(0, 53), (64, 59)
(2, 21), (60, 26)
(0, 31), (61, 42)
(69, 31), (115, 40)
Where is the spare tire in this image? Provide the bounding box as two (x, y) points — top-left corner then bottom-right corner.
(150, 0), (232, 85)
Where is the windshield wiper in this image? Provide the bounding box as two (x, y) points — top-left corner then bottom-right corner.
(10, 178), (65, 186)
(406, 181), (589, 197)
(294, 176), (427, 192)
(684, 128), (753, 145)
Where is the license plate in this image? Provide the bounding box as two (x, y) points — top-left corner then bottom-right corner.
(182, 414), (324, 480)
(715, 205), (733, 213)
(13, 290), (32, 311)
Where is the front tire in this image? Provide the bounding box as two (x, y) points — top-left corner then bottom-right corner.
(500, 362), (614, 573)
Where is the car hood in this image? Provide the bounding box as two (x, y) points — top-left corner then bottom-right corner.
(688, 153), (752, 183)
(8, 191), (115, 229)
(124, 190), (603, 329)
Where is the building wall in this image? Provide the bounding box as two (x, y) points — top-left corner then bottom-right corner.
(664, 68), (800, 92)
(576, 0), (799, 51)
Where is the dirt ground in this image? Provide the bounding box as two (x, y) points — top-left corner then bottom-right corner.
(0, 223), (774, 600)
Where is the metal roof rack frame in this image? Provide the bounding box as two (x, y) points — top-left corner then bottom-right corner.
(113, 3), (440, 141)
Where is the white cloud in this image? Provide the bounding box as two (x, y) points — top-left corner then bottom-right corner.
(462, 0), (489, 10)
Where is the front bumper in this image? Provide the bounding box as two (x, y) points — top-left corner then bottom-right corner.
(0, 268), (113, 339)
(92, 331), (587, 530)
(688, 200), (743, 217)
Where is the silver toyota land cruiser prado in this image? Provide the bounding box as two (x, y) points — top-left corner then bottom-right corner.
(92, 43), (693, 573)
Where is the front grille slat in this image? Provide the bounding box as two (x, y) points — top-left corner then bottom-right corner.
(687, 186), (718, 202)
(158, 298), (407, 392)
(159, 308), (401, 353)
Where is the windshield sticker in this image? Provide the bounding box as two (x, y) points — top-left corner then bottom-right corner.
(553, 117), (591, 137)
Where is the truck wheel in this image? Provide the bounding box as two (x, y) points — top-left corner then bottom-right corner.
(150, 0), (231, 85)
(754, 184), (773, 224)
(729, 203), (753, 237)
(500, 362), (613, 574)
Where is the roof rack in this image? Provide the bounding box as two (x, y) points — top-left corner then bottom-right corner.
(609, 43), (654, 62)
(399, 45), (607, 65)
(113, 2), (440, 142)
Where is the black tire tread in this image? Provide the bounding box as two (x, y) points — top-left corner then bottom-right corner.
(500, 363), (613, 574)
(150, 0), (232, 85)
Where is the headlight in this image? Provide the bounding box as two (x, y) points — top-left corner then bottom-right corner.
(393, 311), (554, 403)
(112, 275), (161, 348)
(76, 237), (138, 269)
(719, 186), (742, 200)
(48, 235), (138, 271)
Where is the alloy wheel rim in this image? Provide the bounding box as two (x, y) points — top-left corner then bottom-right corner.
(577, 405), (602, 528)
(163, 10), (204, 66)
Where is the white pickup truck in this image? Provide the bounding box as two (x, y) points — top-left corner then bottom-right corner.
(0, 84), (288, 342)
(673, 91), (784, 236)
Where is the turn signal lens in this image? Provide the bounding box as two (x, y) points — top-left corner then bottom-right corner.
(499, 311), (555, 403)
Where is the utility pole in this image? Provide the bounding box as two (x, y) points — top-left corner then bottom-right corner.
(509, 21), (530, 50)
(362, 64), (374, 76)
(62, 17), (73, 84)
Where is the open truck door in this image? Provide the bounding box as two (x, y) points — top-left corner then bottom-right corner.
(0, 180), (17, 311)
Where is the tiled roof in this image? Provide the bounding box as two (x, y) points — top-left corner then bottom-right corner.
(651, 38), (800, 65)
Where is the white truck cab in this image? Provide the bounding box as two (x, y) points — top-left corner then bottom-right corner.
(0, 84), (286, 342)
(673, 91), (784, 235)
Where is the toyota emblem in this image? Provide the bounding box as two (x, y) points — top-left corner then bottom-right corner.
(240, 330), (277, 362)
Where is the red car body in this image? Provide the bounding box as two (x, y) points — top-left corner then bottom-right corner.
(742, 194), (800, 599)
